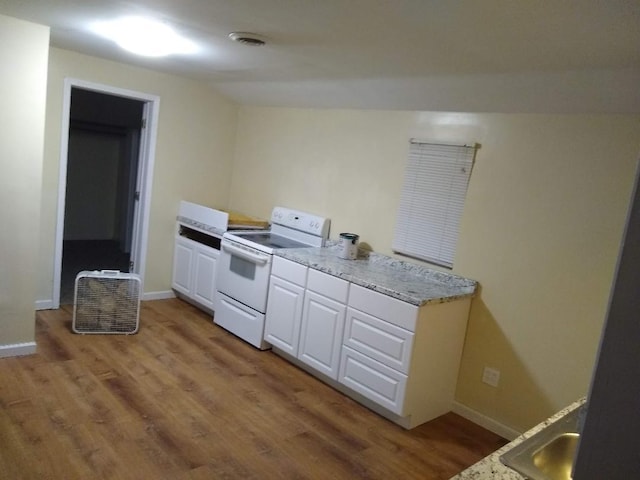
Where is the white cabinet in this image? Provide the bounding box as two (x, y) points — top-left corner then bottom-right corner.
(172, 225), (220, 312)
(264, 256), (472, 430)
(339, 283), (471, 428)
(264, 257), (308, 355)
(265, 260), (349, 380)
(298, 270), (349, 379)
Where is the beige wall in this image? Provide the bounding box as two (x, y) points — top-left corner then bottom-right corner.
(38, 47), (239, 300)
(0, 15), (49, 347)
(229, 107), (640, 432)
(27, 37), (640, 434)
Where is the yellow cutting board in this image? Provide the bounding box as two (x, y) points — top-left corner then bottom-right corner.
(225, 210), (269, 229)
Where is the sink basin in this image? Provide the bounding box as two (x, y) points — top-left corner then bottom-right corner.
(500, 406), (583, 480)
(532, 433), (580, 480)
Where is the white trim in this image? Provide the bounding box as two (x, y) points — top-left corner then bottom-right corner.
(452, 401), (522, 440)
(0, 342), (37, 358)
(52, 78), (160, 308)
(142, 290), (176, 301)
(132, 98), (160, 294)
(35, 299), (54, 310)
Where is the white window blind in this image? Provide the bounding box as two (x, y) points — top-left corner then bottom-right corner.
(392, 140), (477, 268)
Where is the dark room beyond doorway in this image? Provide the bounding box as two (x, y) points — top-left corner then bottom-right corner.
(61, 88), (144, 304)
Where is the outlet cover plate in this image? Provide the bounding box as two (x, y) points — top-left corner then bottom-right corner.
(482, 367), (501, 387)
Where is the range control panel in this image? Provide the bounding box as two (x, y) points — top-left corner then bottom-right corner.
(271, 206), (330, 238)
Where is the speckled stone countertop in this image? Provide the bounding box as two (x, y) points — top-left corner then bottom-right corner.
(177, 216), (225, 238)
(274, 244), (477, 306)
(449, 398), (586, 479)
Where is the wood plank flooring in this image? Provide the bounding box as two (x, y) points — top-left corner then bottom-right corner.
(0, 299), (506, 479)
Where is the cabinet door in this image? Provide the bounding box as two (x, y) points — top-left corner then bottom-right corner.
(192, 246), (219, 310)
(298, 290), (346, 380)
(172, 237), (195, 295)
(339, 346), (407, 415)
(264, 276), (305, 356)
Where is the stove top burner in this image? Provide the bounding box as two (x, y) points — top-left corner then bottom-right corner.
(231, 231), (309, 249)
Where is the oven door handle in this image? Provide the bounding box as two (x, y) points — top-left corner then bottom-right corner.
(222, 242), (269, 265)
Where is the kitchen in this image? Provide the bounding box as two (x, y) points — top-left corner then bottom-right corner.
(2, 3), (640, 478)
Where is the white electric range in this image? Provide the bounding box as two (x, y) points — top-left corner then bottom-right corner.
(214, 207), (331, 349)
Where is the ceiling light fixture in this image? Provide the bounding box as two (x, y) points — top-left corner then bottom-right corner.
(91, 17), (198, 57)
(228, 32), (266, 46)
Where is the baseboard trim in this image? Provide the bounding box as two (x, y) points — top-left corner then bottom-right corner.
(452, 401), (521, 440)
(0, 342), (37, 358)
(35, 299), (54, 310)
(142, 290), (175, 301)
(36, 291), (177, 309)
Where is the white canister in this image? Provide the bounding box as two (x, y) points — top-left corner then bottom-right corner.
(338, 233), (359, 260)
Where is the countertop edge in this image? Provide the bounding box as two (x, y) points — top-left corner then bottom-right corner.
(274, 246), (478, 306)
(449, 398), (587, 479)
(177, 216), (226, 237)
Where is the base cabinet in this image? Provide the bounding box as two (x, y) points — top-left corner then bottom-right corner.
(265, 258), (348, 379)
(265, 257), (472, 429)
(339, 284), (471, 428)
(172, 232), (220, 312)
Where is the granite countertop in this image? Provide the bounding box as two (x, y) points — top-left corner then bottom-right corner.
(450, 398), (587, 480)
(275, 244), (477, 306)
(177, 215), (226, 238)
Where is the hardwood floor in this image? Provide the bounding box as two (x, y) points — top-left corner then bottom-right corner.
(0, 299), (506, 479)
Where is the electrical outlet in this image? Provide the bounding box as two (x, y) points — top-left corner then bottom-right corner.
(482, 366), (501, 387)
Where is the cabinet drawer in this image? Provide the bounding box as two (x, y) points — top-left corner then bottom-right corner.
(272, 256), (308, 287)
(339, 346), (407, 415)
(307, 269), (349, 303)
(348, 284), (417, 331)
(344, 307), (413, 374)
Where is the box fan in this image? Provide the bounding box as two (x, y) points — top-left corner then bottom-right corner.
(73, 270), (141, 334)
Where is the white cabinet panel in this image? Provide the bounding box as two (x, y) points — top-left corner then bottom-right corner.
(264, 276), (306, 355)
(344, 307), (414, 374)
(272, 256), (308, 286)
(299, 290), (345, 379)
(339, 346), (407, 415)
(348, 283), (417, 331)
(307, 268), (349, 303)
(192, 247), (218, 310)
(172, 233), (220, 311)
(172, 238), (194, 295)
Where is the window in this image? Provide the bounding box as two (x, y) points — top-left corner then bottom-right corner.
(392, 139), (477, 268)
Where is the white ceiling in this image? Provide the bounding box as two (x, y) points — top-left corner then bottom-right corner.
(2, 0), (640, 112)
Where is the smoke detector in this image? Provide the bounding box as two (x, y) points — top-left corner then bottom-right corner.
(228, 32), (266, 46)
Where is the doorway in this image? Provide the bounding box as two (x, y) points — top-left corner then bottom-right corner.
(60, 89), (143, 304)
(53, 79), (160, 308)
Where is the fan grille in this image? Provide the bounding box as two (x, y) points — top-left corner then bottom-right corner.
(73, 271), (141, 334)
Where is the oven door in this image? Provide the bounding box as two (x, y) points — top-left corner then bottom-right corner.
(216, 238), (273, 313)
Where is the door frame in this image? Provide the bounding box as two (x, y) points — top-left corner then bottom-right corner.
(52, 78), (160, 308)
